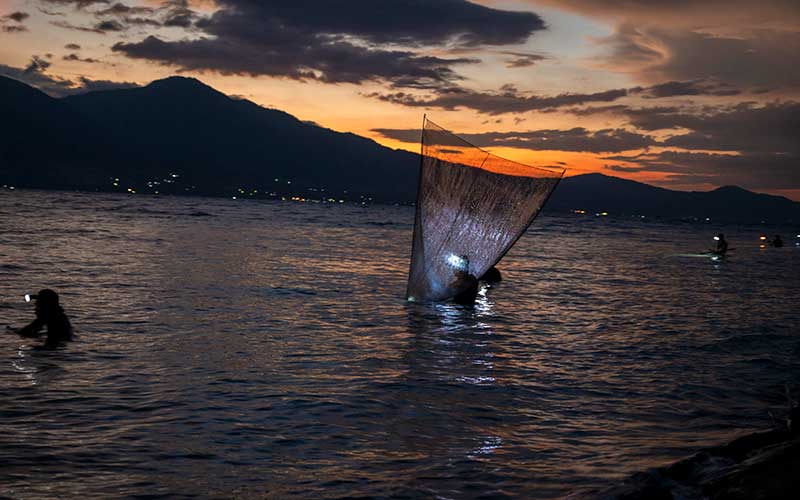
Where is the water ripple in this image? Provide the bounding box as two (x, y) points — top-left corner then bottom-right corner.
(1, 189), (798, 499)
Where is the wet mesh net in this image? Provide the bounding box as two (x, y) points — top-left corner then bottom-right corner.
(406, 117), (565, 302)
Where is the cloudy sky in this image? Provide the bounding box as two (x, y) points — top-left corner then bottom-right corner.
(1, 0), (798, 199)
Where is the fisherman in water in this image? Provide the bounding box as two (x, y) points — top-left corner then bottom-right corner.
(6, 289), (73, 348)
(713, 233), (728, 256)
(449, 255), (479, 304)
(480, 266), (502, 283)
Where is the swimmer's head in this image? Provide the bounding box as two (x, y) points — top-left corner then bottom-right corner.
(28, 289), (60, 317)
(30, 288), (59, 305)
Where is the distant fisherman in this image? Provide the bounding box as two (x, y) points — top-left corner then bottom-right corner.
(6, 289), (73, 348)
(714, 233), (728, 256)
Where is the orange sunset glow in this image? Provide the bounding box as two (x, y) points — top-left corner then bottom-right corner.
(1, 0), (798, 199)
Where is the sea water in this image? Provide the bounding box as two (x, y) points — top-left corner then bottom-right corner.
(1, 190), (798, 499)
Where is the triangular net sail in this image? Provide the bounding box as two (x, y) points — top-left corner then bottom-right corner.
(406, 117), (565, 302)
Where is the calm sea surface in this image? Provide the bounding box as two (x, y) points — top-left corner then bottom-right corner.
(1, 190), (798, 499)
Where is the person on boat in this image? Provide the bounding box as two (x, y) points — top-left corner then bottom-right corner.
(771, 235), (784, 248)
(714, 233), (728, 256)
(6, 289), (73, 348)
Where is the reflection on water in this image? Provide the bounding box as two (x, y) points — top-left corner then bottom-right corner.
(1, 189), (798, 499)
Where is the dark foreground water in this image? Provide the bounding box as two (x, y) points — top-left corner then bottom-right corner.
(1, 190), (798, 499)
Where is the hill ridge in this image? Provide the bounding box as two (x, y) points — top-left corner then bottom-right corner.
(1, 75), (798, 222)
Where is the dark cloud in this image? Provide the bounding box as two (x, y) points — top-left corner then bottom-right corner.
(642, 80), (741, 98)
(52, 16), (139, 33)
(0, 56), (137, 97)
(599, 25), (800, 89)
(24, 56), (52, 73)
(37, 7), (67, 17)
(63, 53), (100, 63)
(538, 2), (800, 91)
(163, 12), (194, 28)
(6, 12), (30, 22)
(373, 95), (800, 189)
(657, 103), (800, 155)
(620, 106), (683, 119)
(467, 127), (657, 152)
(374, 126), (656, 153)
(39, 0), (110, 8)
(2, 25), (28, 33)
(74, 76), (138, 92)
(112, 0), (545, 86)
(114, 35), (477, 86)
(367, 78), (746, 115)
(46, 1), (195, 33)
(569, 99), (800, 189)
(124, 17), (162, 27)
(501, 51), (548, 68)
(480, 118), (503, 125)
(0, 57), (74, 95)
(201, 0), (545, 48)
(1, 10), (30, 31)
(94, 19), (125, 31)
(93, 2), (172, 28)
(562, 104), (631, 116)
(162, 0), (201, 28)
(561, 105), (699, 124)
(567, 100), (800, 185)
(604, 164), (646, 173)
(537, 1), (800, 29)
(562, 104), (692, 121)
(615, 102), (799, 155)
(370, 128), (420, 143)
(64, 43), (81, 50)
(605, 150), (800, 190)
(51, 20), (106, 33)
(95, 2), (153, 16)
(368, 84), (631, 114)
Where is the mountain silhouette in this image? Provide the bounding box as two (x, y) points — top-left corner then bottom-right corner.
(1, 75), (798, 222)
(0, 75), (115, 188)
(2, 75), (419, 200)
(548, 173), (800, 222)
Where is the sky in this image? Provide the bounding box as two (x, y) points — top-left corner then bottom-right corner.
(1, 0), (799, 200)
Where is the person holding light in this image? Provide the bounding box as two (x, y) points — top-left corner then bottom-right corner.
(6, 289), (73, 348)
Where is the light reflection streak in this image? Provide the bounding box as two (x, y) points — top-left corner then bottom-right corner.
(11, 347), (38, 386)
(467, 436), (503, 459)
(2, 190), (799, 498)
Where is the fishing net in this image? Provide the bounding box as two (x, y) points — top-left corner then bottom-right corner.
(406, 117), (565, 302)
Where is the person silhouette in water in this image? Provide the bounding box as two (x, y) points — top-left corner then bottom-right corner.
(771, 235), (784, 248)
(449, 255), (479, 305)
(6, 289), (73, 348)
(714, 233), (728, 256)
(480, 266), (502, 283)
